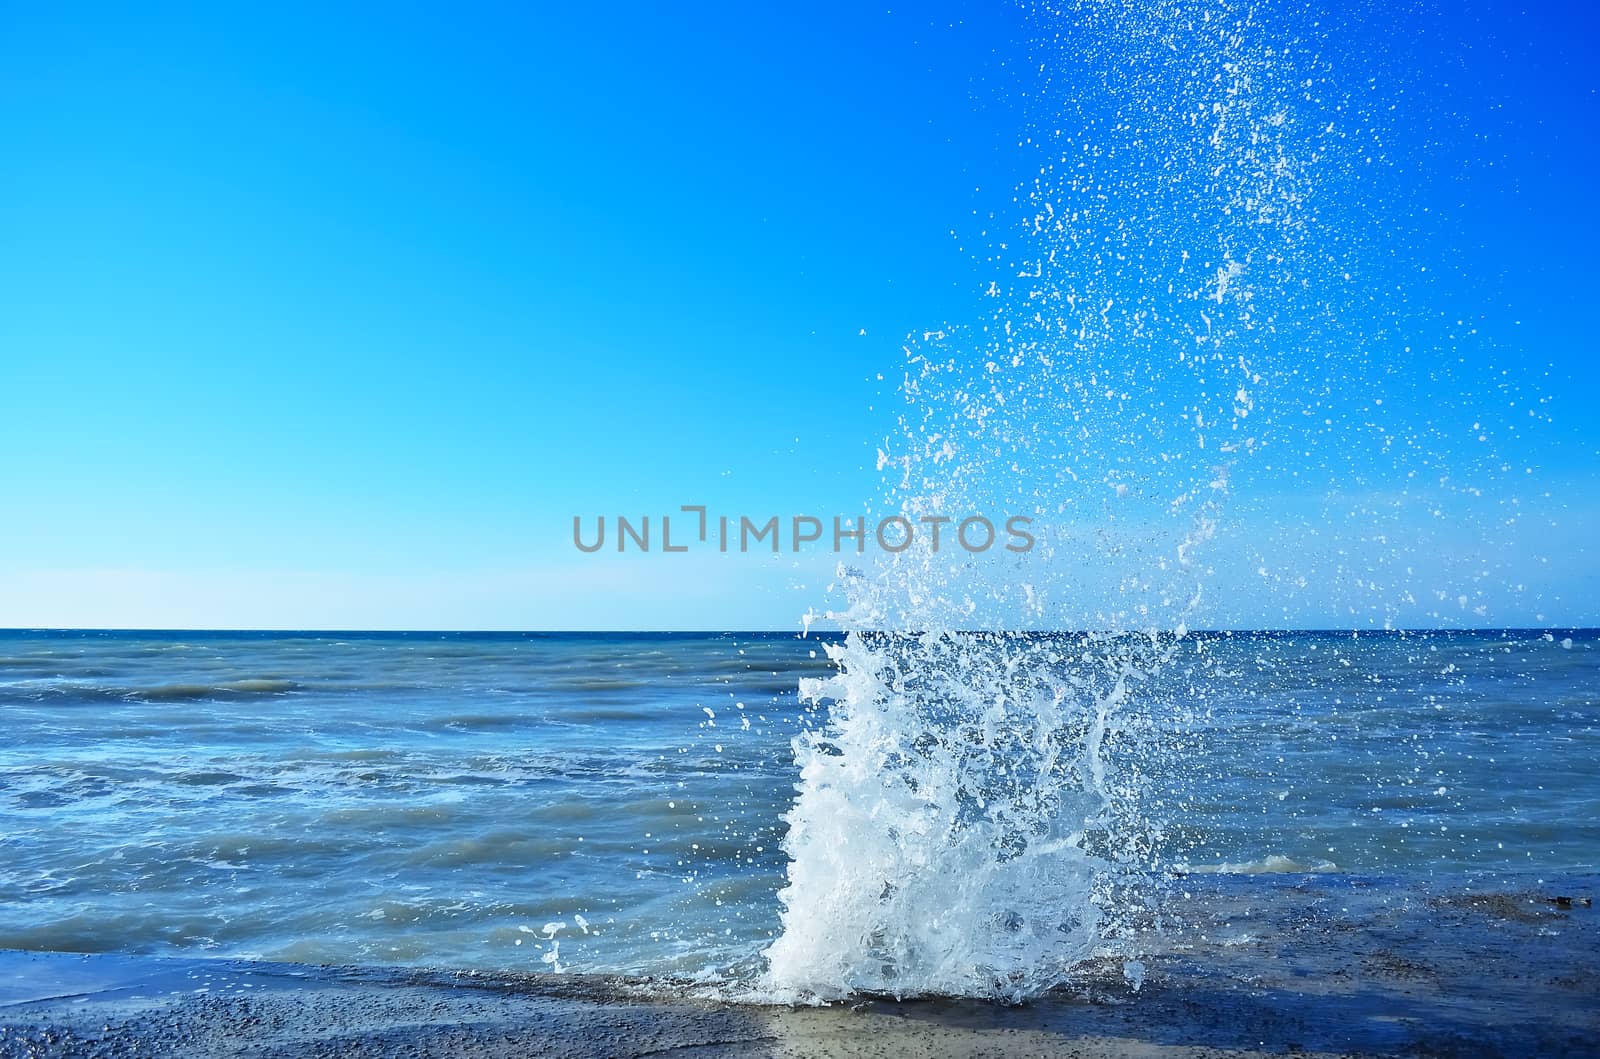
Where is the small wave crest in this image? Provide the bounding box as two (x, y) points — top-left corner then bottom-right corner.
(1175, 855), (1339, 875)
(8, 678), (302, 703)
(139, 679), (300, 701)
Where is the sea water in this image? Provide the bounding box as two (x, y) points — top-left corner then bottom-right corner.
(1, 629), (1594, 991)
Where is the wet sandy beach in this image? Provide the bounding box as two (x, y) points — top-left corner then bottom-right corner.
(2, 874), (1595, 1057)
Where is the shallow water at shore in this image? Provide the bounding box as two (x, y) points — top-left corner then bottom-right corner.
(2, 873), (1595, 1057)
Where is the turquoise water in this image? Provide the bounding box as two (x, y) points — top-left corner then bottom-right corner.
(1, 629), (1595, 984)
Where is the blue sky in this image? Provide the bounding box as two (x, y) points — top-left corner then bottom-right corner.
(1, 0), (1595, 630)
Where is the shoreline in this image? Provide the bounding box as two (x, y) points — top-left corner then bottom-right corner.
(2, 874), (1596, 1057)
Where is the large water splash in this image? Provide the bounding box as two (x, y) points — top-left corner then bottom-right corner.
(764, 0), (1351, 1002)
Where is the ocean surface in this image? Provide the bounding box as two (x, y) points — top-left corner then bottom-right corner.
(1, 629), (1595, 991)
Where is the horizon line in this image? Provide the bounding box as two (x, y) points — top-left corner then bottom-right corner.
(1, 626), (1593, 637)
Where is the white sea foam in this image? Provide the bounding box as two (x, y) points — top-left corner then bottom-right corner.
(765, 0), (1339, 1002)
(765, 633), (1105, 1000)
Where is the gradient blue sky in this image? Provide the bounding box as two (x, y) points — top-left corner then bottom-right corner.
(1, 0), (1595, 629)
